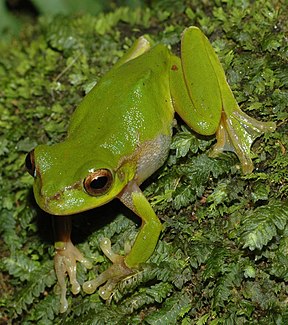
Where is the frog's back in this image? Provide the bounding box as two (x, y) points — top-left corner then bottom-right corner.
(67, 45), (174, 168)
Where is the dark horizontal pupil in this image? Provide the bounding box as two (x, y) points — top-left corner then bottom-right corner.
(90, 176), (108, 190)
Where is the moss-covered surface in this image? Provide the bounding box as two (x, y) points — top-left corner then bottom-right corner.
(1, 0), (287, 324)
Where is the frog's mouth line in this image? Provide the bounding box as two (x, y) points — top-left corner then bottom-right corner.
(38, 178), (118, 216)
(37, 179), (84, 215)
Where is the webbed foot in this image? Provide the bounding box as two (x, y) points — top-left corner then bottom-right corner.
(83, 238), (133, 299)
(210, 109), (276, 174)
(54, 240), (92, 313)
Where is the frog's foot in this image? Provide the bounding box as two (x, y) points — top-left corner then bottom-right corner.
(210, 110), (276, 174)
(83, 238), (133, 300)
(54, 240), (92, 313)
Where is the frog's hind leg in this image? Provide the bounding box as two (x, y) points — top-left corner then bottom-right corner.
(171, 26), (276, 173)
(212, 108), (276, 173)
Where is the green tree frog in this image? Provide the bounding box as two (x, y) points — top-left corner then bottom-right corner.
(25, 27), (275, 312)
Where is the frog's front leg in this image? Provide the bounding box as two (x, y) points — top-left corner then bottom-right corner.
(53, 216), (92, 313)
(83, 181), (162, 299)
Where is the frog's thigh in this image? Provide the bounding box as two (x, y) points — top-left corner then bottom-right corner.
(135, 134), (171, 184)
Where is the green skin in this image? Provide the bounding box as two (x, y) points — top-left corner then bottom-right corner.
(28, 27), (275, 312)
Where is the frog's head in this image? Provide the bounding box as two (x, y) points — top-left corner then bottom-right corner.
(25, 142), (132, 215)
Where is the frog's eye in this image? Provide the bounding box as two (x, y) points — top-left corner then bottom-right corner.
(84, 169), (113, 196)
(25, 150), (36, 177)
